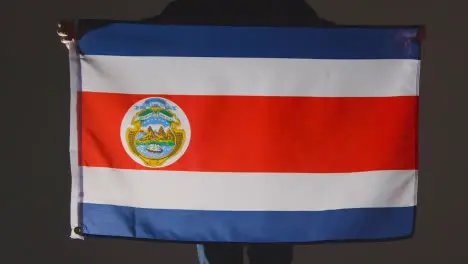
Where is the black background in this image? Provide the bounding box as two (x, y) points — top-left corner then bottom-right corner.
(3, 0), (468, 263)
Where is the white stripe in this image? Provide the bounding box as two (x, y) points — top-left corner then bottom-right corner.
(81, 56), (420, 97)
(83, 167), (417, 211)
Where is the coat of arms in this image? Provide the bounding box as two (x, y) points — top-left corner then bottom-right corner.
(121, 97), (191, 168)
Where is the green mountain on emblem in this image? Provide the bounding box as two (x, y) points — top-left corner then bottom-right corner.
(136, 126), (175, 146)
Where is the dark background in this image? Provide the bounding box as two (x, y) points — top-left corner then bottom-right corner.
(3, 0), (468, 263)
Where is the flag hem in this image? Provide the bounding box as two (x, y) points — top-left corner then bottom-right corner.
(69, 41), (84, 240)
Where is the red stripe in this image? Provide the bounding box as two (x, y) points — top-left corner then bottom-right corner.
(80, 92), (418, 173)
(76, 92), (83, 165)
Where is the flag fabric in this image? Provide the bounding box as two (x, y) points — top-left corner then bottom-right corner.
(69, 23), (421, 243)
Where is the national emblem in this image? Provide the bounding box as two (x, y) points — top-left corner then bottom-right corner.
(120, 97), (191, 168)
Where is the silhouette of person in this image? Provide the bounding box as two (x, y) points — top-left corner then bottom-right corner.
(58, 1), (335, 263)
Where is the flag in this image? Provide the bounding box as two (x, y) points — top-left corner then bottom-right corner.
(68, 22), (421, 243)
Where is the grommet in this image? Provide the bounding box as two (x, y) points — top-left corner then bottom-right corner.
(73, 226), (83, 235)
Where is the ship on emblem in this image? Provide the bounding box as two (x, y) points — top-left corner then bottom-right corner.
(146, 144), (163, 153)
(123, 97), (189, 168)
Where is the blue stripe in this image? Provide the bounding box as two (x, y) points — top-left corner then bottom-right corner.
(82, 203), (415, 242)
(78, 24), (420, 59)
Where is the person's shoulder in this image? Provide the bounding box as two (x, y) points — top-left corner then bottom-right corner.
(70, 1), (339, 41)
(295, 15), (337, 27)
(145, 0), (338, 27)
(318, 18), (338, 26)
